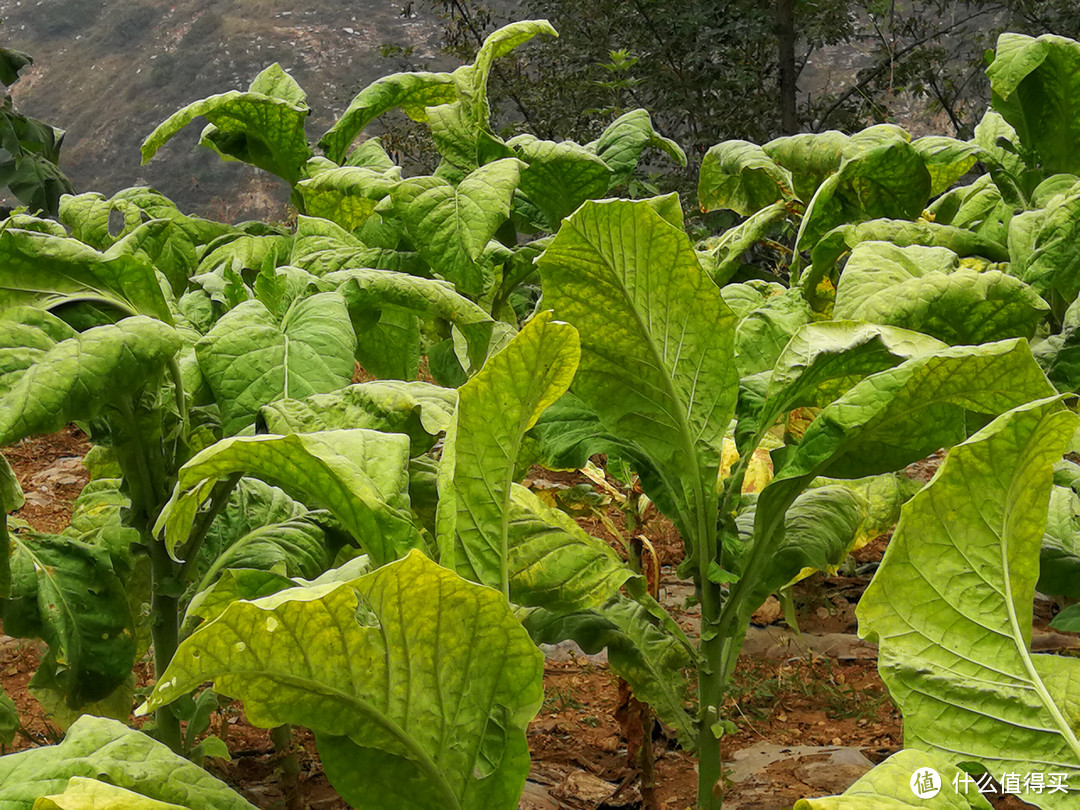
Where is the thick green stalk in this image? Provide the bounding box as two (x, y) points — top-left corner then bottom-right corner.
(150, 539), (183, 753)
(179, 473), (244, 587)
(696, 433), (805, 808)
(714, 476), (810, 684)
(113, 398), (184, 753)
(696, 574), (725, 810)
(688, 469), (723, 810)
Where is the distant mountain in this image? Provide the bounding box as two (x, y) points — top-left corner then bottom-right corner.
(0, 0), (457, 220)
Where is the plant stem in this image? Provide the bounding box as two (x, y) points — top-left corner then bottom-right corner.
(686, 458), (723, 809)
(178, 473), (243, 580)
(696, 572), (725, 810)
(714, 476), (810, 684)
(271, 724), (301, 809)
(113, 398), (183, 753)
(150, 537), (183, 753)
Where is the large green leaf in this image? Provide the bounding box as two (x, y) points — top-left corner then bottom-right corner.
(858, 398), (1080, 804)
(508, 135), (613, 230)
(142, 64), (312, 185)
(697, 201), (788, 285)
(988, 33), (1080, 176)
(523, 391), (655, 475)
(1011, 188), (1080, 303)
(928, 174), (1014, 247)
(438, 311), (579, 592)
(0, 46), (31, 86)
(294, 163), (400, 232)
(795, 140), (932, 255)
(58, 190), (141, 249)
(0, 316), (181, 446)
(1033, 297), (1080, 392)
(794, 749), (992, 809)
(0, 228), (171, 321)
(971, 110), (1031, 205)
(0, 715), (254, 809)
(259, 380), (456, 456)
(1, 531), (135, 708)
(698, 140), (793, 216)
(104, 218), (198, 297)
(159, 430), (420, 566)
(585, 109), (685, 188)
(1036, 485), (1080, 600)
(0, 147), (74, 218)
(425, 101), (486, 177)
(318, 72), (457, 164)
(61, 479), (138, 551)
(504, 485), (630, 611)
(723, 336), (1056, 689)
(139, 550), (543, 810)
(90, 187), (237, 248)
(537, 198), (739, 543)
(289, 214), (426, 278)
(188, 477), (330, 592)
(252, 264), (320, 321)
(833, 241), (1048, 344)
(324, 268), (504, 376)
(197, 233), (292, 278)
(195, 293), (356, 435)
(451, 20), (557, 131)
(777, 339), (1057, 480)
(762, 130), (856, 201)
(730, 285), (813, 377)
(524, 597), (695, 748)
(0, 685), (16, 747)
(743, 321), (946, 451)
(0, 454), (22, 598)
(732, 485), (878, 610)
(34, 777), (187, 810)
(804, 218), (1009, 305)
(390, 159), (523, 297)
(910, 135), (980, 196)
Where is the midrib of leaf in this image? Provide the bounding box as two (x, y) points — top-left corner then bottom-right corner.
(279, 298), (301, 403)
(171, 668), (463, 810)
(282, 331), (291, 400)
(15, 538), (81, 667)
(2, 282), (135, 317)
(997, 434), (1080, 762)
(571, 216), (708, 534)
(499, 347), (556, 599)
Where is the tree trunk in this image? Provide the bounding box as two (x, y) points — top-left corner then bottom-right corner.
(776, 0), (797, 134)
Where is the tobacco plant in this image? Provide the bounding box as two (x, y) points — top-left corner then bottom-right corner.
(2, 21), (1080, 810)
(525, 194), (1062, 807)
(140, 21), (685, 318)
(640, 29), (1080, 809)
(133, 312), (671, 808)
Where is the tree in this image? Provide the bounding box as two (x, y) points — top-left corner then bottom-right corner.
(423, 0), (1080, 151)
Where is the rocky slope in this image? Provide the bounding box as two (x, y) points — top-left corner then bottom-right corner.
(0, 0), (458, 219)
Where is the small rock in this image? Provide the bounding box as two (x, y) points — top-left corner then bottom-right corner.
(551, 770), (617, 806)
(539, 640), (607, 664)
(519, 781), (560, 810)
(726, 743), (874, 784)
(751, 595), (782, 626)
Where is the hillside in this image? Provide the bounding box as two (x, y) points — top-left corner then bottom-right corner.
(0, 0), (460, 220)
